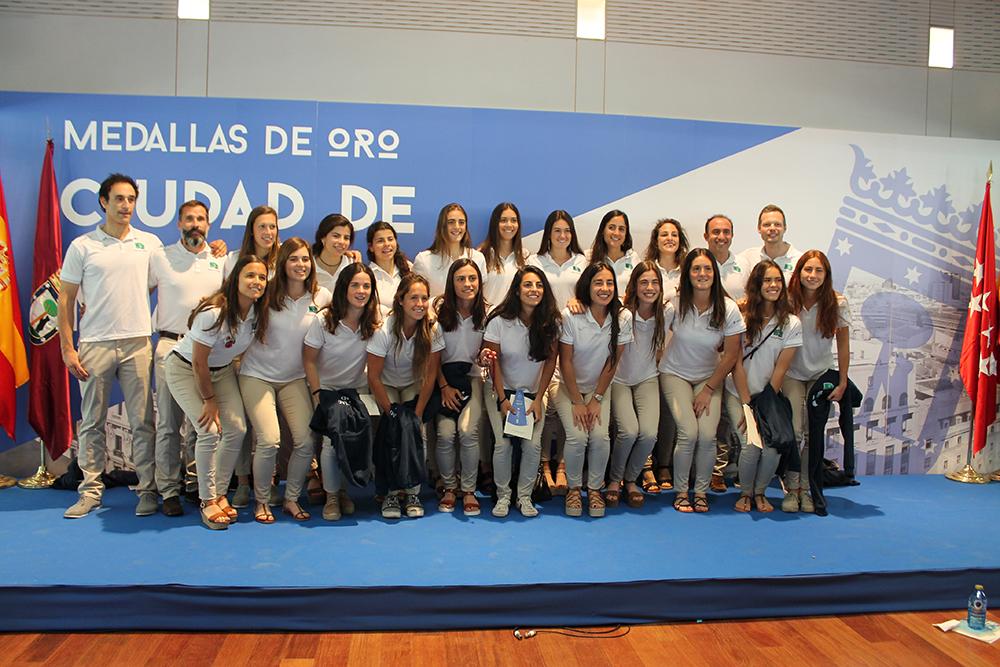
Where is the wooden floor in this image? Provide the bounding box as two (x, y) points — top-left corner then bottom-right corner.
(2, 611), (996, 666)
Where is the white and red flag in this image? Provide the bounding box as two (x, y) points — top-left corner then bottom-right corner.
(959, 172), (997, 455)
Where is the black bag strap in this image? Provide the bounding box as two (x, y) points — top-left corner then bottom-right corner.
(742, 323), (779, 362)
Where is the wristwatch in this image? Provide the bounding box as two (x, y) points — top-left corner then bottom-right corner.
(593, 393), (605, 403)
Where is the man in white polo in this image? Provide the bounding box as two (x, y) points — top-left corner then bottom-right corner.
(738, 203), (802, 281)
(148, 199), (225, 516)
(703, 213), (751, 301)
(60, 173), (162, 518)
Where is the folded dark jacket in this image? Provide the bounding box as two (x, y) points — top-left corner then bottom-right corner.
(749, 383), (799, 474)
(373, 402), (426, 494)
(426, 362), (473, 421)
(309, 388), (373, 488)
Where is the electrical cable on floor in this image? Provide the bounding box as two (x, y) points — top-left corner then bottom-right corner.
(512, 625), (630, 640)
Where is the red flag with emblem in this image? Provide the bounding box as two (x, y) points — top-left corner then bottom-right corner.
(27, 140), (73, 459)
(959, 176), (997, 455)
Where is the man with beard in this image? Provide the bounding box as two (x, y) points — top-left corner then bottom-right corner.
(147, 199), (226, 516)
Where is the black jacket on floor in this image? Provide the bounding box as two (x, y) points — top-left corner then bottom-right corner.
(806, 370), (863, 516)
(309, 388), (374, 488)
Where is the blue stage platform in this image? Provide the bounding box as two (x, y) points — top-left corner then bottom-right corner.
(1, 475), (998, 632)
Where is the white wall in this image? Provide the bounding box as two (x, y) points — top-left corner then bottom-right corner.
(1, 2), (998, 139)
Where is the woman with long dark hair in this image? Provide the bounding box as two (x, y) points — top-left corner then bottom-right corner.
(238, 238), (332, 523)
(367, 273), (444, 519)
(526, 210), (588, 494)
(303, 262), (381, 520)
(659, 248), (744, 513)
(478, 201), (528, 307)
(164, 255), (269, 529)
(554, 262), (633, 518)
(481, 266), (561, 518)
(607, 261), (673, 508)
(312, 213), (356, 293)
(367, 221), (412, 315)
(726, 260), (801, 513)
(587, 209), (638, 293)
(412, 202), (487, 299)
(781, 250), (851, 513)
(644, 218), (688, 302)
(433, 259), (488, 515)
(223, 205), (279, 279)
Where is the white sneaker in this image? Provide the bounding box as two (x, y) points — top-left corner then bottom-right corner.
(492, 496), (510, 517)
(517, 497), (538, 518)
(404, 493), (424, 518)
(381, 494), (402, 519)
(64, 496), (101, 519)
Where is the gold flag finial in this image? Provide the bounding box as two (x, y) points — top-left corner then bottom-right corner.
(989, 161), (993, 183)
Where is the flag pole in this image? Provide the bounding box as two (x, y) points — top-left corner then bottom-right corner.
(949, 161), (993, 484)
(18, 438), (56, 489)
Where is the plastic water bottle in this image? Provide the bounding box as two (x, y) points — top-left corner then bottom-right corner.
(968, 584), (987, 631)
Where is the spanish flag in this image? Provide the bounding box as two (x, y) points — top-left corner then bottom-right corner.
(0, 171), (30, 439)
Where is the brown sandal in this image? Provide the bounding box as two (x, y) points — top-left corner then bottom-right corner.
(200, 500), (229, 530)
(754, 494), (774, 513)
(254, 502), (275, 524)
(282, 501), (311, 521)
(438, 489), (457, 513)
(625, 486), (645, 508)
(734, 495), (752, 513)
(216, 495), (238, 520)
(604, 483), (621, 507)
(673, 495), (693, 513)
(462, 492), (480, 516)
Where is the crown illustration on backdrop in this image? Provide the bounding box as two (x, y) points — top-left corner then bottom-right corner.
(837, 144), (984, 285)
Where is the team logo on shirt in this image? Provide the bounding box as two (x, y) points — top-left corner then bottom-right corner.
(210, 261), (219, 270)
(135, 242), (146, 250)
(625, 262), (633, 270)
(572, 265), (582, 273)
(28, 272), (61, 345)
(733, 265), (742, 273)
(309, 305), (318, 313)
(224, 336), (235, 348)
(773, 327), (784, 338)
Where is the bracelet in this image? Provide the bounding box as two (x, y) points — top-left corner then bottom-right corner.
(704, 383), (715, 392)
(201, 394), (215, 401)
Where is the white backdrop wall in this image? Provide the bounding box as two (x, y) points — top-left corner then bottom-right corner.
(0, 1), (998, 138)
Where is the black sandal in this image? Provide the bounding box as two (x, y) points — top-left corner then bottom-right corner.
(693, 496), (710, 513)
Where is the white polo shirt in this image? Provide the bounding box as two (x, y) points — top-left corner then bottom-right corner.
(614, 304), (675, 387)
(303, 313), (371, 390)
(439, 313), (485, 377)
(149, 242), (225, 335)
(369, 260), (410, 316)
(223, 250), (276, 281)
(657, 264), (682, 303)
(412, 248), (487, 300)
(725, 315), (803, 398)
(787, 296), (851, 381)
(560, 307), (633, 394)
(481, 250), (528, 308)
(240, 287), (332, 383)
(586, 248), (640, 295)
(739, 243), (802, 281)
(314, 255), (353, 294)
(366, 314), (445, 388)
(716, 251), (752, 301)
(527, 252), (587, 310)
(659, 297), (745, 382)
(175, 306), (257, 368)
(61, 226), (162, 343)
(483, 315), (547, 394)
